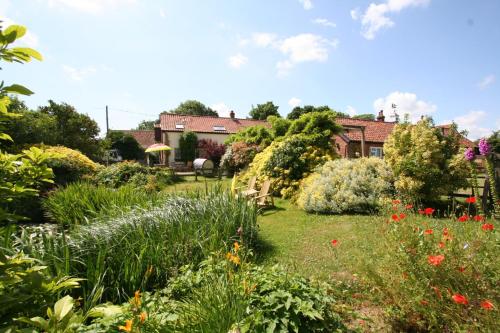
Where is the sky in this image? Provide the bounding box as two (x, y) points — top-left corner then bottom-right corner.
(2, 0), (499, 139)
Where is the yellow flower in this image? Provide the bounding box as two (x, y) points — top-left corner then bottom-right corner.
(139, 311), (147, 323)
(233, 242), (240, 252)
(118, 319), (133, 332)
(226, 252), (232, 260)
(133, 290), (141, 307)
(230, 255), (241, 265)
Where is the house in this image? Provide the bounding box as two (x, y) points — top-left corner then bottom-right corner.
(436, 124), (475, 148)
(155, 111), (269, 165)
(334, 111), (396, 158)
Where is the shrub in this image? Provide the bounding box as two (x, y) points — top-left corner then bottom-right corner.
(383, 119), (469, 202)
(43, 182), (166, 226)
(22, 191), (258, 302)
(225, 125), (273, 148)
(297, 158), (394, 214)
(220, 142), (260, 174)
(105, 131), (145, 161)
(361, 203), (498, 331)
(93, 161), (148, 188)
(179, 131), (198, 163)
(44, 145), (100, 185)
(197, 138), (225, 166)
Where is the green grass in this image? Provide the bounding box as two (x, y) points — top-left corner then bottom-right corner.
(163, 176), (232, 193)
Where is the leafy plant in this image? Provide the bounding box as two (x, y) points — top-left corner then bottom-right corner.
(197, 138), (225, 166)
(93, 161), (148, 188)
(225, 125), (273, 148)
(179, 131), (198, 163)
(44, 145), (101, 185)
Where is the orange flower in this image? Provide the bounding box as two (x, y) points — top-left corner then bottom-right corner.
(234, 242), (240, 252)
(391, 214), (399, 221)
(420, 300), (429, 305)
(442, 228), (449, 236)
(424, 208), (435, 216)
(399, 213), (406, 220)
(331, 239), (339, 247)
(139, 311), (147, 323)
(452, 293), (468, 305)
(428, 254), (445, 266)
(133, 290), (141, 307)
(457, 215), (468, 222)
(458, 266), (465, 272)
(392, 199), (401, 204)
(473, 215), (484, 222)
(405, 204), (413, 209)
(438, 242), (445, 248)
(418, 209), (425, 215)
(431, 286), (442, 299)
(480, 300), (494, 310)
(119, 319), (133, 332)
(424, 229), (433, 235)
(465, 197), (476, 203)
(482, 223), (494, 231)
(230, 254), (241, 265)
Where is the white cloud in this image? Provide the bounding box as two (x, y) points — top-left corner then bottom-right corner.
(313, 18), (336, 28)
(237, 35), (250, 47)
(445, 110), (495, 140)
(211, 102), (232, 117)
(62, 64), (97, 81)
(228, 53), (248, 69)
(288, 97), (302, 108)
(356, 0), (430, 39)
(373, 91), (436, 122)
(42, 0), (136, 14)
(299, 0), (313, 10)
(159, 8), (166, 18)
(252, 33), (277, 47)
(478, 74), (495, 89)
(345, 105), (357, 116)
(350, 8), (360, 20)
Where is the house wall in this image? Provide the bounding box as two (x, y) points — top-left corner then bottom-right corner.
(163, 131), (229, 165)
(333, 135), (349, 158)
(346, 142), (385, 158)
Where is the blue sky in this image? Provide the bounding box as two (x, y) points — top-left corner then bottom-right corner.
(2, 0), (499, 138)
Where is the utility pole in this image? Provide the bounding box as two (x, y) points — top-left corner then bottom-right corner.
(105, 105), (109, 135)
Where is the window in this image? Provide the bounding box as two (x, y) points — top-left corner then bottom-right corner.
(370, 147), (383, 158)
(175, 124), (184, 129)
(174, 148), (182, 161)
(213, 125), (226, 131)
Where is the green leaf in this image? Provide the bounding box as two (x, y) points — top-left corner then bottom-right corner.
(11, 47), (43, 61)
(53, 295), (74, 321)
(2, 84), (34, 95)
(0, 133), (13, 141)
(4, 25), (27, 39)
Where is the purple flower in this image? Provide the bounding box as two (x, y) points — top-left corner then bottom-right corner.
(478, 138), (491, 156)
(464, 148), (475, 161)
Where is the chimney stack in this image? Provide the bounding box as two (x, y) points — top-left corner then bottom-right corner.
(376, 110), (385, 122)
(229, 110), (235, 119)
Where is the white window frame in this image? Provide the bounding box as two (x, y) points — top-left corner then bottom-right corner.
(213, 125), (226, 131)
(370, 147), (383, 158)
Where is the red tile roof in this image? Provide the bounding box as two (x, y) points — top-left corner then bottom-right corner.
(437, 124), (475, 148)
(336, 117), (396, 143)
(159, 113), (269, 134)
(121, 130), (156, 149)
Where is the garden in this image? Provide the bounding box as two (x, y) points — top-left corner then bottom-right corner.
(1, 22), (499, 333)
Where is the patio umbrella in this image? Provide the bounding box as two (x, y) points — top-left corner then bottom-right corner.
(145, 143), (172, 153)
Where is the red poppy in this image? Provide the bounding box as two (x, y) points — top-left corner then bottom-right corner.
(391, 214), (399, 221)
(482, 223), (494, 231)
(424, 208), (435, 216)
(480, 300), (494, 310)
(405, 204), (413, 209)
(424, 229), (433, 235)
(452, 293), (468, 305)
(331, 239), (339, 246)
(420, 300), (429, 305)
(399, 213), (406, 220)
(392, 199), (401, 204)
(428, 254), (445, 266)
(465, 197), (476, 203)
(442, 228), (449, 236)
(458, 215), (468, 222)
(473, 215), (484, 222)
(418, 209), (425, 215)
(458, 266), (465, 272)
(438, 242), (445, 248)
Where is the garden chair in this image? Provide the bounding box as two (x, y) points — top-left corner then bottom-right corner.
(236, 176), (258, 198)
(253, 180), (274, 209)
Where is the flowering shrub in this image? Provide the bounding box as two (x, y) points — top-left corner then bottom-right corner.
(43, 145), (100, 185)
(297, 158), (394, 214)
(197, 138), (226, 166)
(363, 202), (498, 331)
(220, 142), (261, 173)
(383, 119), (469, 202)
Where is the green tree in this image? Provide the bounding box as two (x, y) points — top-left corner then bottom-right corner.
(249, 101), (280, 120)
(168, 100), (218, 117)
(179, 131), (198, 163)
(225, 125), (273, 148)
(267, 115), (291, 138)
(352, 113), (375, 121)
(287, 105), (347, 120)
(136, 119), (156, 130)
(106, 131), (145, 161)
(487, 131), (500, 154)
(37, 100), (102, 160)
(286, 111), (343, 149)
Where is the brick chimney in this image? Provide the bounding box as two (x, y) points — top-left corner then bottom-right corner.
(229, 110), (235, 119)
(376, 110), (385, 122)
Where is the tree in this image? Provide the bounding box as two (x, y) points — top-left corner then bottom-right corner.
(136, 119), (156, 130)
(179, 131), (198, 163)
(106, 131), (145, 161)
(168, 100), (218, 117)
(286, 105), (347, 120)
(249, 101), (280, 120)
(197, 139), (226, 166)
(487, 131), (500, 154)
(37, 100), (102, 160)
(267, 115), (291, 138)
(286, 111), (343, 149)
(225, 125), (273, 148)
(352, 114), (375, 121)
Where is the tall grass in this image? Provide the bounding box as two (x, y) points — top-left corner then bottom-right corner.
(43, 182), (166, 226)
(18, 189), (258, 303)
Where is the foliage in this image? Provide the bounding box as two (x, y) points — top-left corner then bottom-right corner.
(197, 138), (225, 166)
(167, 100), (218, 117)
(298, 158), (394, 214)
(43, 146), (100, 185)
(352, 113), (375, 120)
(225, 125), (273, 148)
(0, 251), (81, 327)
(221, 142), (261, 173)
(18, 191), (258, 302)
(286, 105), (348, 120)
(383, 119), (470, 202)
(362, 203), (498, 331)
(35, 100), (102, 161)
(136, 119), (156, 130)
(267, 115), (291, 138)
(487, 131), (500, 154)
(179, 131), (198, 163)
(106, 131), (145, 161)
(43, 182), (167, 226)
(93, 161), (148, 188)
(285, 111), (342, 148)
(249, 101), (280, 120)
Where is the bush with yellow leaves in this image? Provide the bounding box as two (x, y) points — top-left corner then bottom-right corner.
(44, 145), (101, 185)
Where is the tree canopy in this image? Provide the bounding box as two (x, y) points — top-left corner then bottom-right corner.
(286, 105), (348, 120)
(167, 100), (218, 117)
(136, 119), (156, 130)
(352, 114), (375, 121)
(106, 131), (145, 161)
(249, 101), (280, 120)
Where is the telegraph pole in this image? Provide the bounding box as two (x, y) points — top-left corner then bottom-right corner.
(105, 105), (109, 135)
